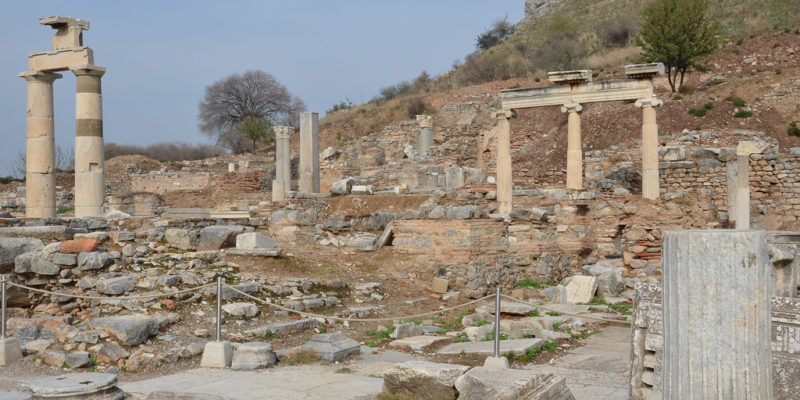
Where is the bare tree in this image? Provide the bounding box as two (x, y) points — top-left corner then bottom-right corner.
(197, 70), (306, 153)
(55, 145), (75, 172)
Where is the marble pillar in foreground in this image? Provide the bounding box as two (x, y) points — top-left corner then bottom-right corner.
(636, 98), (662, 200)
(299, 113), (319, 193)
(274, 126), (292, 193)
(19, 71), (62, 218)
(562, 103), (583, 190)
(494, 111), (512, 214)
(71, 65), (106, 218)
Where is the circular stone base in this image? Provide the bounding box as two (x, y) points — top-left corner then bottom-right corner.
(24, 373), (122, 400)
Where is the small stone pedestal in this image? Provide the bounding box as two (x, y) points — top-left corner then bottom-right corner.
(0, 337), (23, 366)
(24, 372), (123, 400)
(483, 356), (509, 369)
(200, 341), (233, 368)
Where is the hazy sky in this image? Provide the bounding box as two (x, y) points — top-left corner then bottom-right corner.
(0, 1), (525, 176)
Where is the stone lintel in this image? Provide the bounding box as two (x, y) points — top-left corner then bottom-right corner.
(547, 69), (592, 85)
(70, 64), (106, 77)
(736, 140), (771, 156)
(18, 70), (63, 83)
(28, 47), (94, 72)
(625, 63), (665, 79)
(39, 16), (90, 30)
(500, 79), (652, 109)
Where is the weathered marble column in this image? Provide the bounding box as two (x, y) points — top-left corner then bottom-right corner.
(735, 154), (750, 229)
(71, 65), (106, 218)
(416, 115), (433, 157)
(299, 112), (319, 194)
(274, 126), (292, 193)
(561, 103), (583, 190)
(663, 230), (772, 399)
(636, 98), (662, 200)
(19, 71), (62, 219)
(494, 111), (513, 214)
(726, 157), (737, 224)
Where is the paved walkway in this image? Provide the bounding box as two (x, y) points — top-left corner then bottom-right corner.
(525, 326), (631, 400)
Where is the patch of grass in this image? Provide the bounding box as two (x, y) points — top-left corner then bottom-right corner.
(481, 330), (509, 342)
(672, 95), (683, 100)
(788, 122), (800, 137)
(57, 206), (74, 215)
(534, 77), (541, 82)
(734, 110), (753, 118)
(541, 340), (559, 352)
(688, 107), (707, 117)
(517, 278), (555, 289)
(731, 97), (746, 107)
(364, 325), (396, 342)
(609, 304), (632, 315)
(455, 332), (470, 343)
(703, 102), (714, 110)
(335, 367), (353, 374)
(566, 327), (590, 339)
(264, 329), (280, 340)
(546, 311), (561, 317)
(404, 319), (423, 326)
(282, 349), (321, 365)
(529, 309), (541, 317)
(473, 320), (491, 327)
(579, 296), (607, 306)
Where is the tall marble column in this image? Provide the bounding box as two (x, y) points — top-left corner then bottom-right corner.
(663, 230), (772, 399)
(274, 126), (292, 193)
(636, 98), (662, 200)
(416, 115), (433, 157)
(494, 111), (512, 214)
(19, 71), (62, 219)
(71, 65), (106, 218)
(735, 154), (751, 230)
(561, 103), (583, 190)
(299, 112), (319, 194)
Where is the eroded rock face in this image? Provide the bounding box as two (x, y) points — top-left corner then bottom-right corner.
(382, 361), (470, 400)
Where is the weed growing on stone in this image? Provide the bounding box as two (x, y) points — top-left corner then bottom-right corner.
(789, 122), (800, 137)
(546, 311), (561, 317)
(481, 330), (509, 342)
(455, 332), (470, 343)
(517, 278), (555, 288)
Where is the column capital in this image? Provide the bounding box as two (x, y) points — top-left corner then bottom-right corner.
(70, 64), (106, 77)
(635, 97), (663, 108)
(18, 70), (62, 83)
(560, 103), (582, 113)
(274, 126), (292, 139)
(493, 109), (515, 119)
(415, 115), (432, 128)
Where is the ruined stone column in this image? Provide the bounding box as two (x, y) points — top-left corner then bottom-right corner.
(561, 103), (583, 190)
(636, 98), (662, 200)
(494, 110), (512, 214)
(663, 230), (772, 399)
(19, 71), (62, 219)
(274, 126), (292, 193)
(70, 65), (106, 218)
(726, 157), (737, 224)
(299, 112), (319, 194)
(416, 115), (433, 157)
(735, 154), (750, 229)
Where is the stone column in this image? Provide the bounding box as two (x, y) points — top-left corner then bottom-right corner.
(274, 126), (292, 193)
(636, 98), (662, 200)
(561, 103), (583, 190)
(735, 154), (750, 229)
(416, 115), (433, 157)
(662, 230), (772, 399)
(299, 112), (319, 194)
(494, 111), (512, 214)
(19, 71), (62, 219)
(71, 65), (107, 218)
(726, 158), (737, 224)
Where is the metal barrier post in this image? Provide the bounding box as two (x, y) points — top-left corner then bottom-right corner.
(493, 286), (500, 358)
(216, 276), (222, 342)
(1, 275), (6, 339)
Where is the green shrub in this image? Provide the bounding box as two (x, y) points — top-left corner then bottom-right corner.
(703, 102), (714, 110)
(734, 111), (753, 118)
(731, 97), (746, 107)
(672, 95), (683, 100)
(517, 278), (555, 288)
(688, 108), (707, 117)
(788, 122), (800, 137)
(534, 77), (541, 82)
(56, 206), (74, 215)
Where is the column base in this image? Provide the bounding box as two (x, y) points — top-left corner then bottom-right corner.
(200, 341), (233, 368)
(0, 337), (24, 366)
(642, 169), (659, 200)
(483, 356), (509, 369)
(272, 180), (285, 202)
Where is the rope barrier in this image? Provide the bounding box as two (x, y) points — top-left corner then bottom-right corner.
(4, 281), (215, 301)
(499, 294), (632, 325)
(222, 283), (495, 323)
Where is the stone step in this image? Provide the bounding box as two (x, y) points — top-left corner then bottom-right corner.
(388, 335), (452, 352)
(437, 338), (543, 356)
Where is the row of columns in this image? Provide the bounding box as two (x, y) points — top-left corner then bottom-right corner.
(19, 65), (105, 218)
(272, 112), (320, 202)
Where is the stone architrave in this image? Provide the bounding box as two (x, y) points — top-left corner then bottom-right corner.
(636, 97), (662, 200)
(494, 111), (513, 214)
(274, 126), (292, 193)
(561, 103), (583, 190)
(71, 65), (106, 218)
(416, 115), (433, 157)
(662, 230), (772, 399)
(299, 113), (320, 193)
(19, 71), (62, 219)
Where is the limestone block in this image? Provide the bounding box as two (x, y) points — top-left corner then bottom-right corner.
(383, 361), (469, 400)
(164, 229), (197, 251)
(737, 140), (770, 156)
(0, 238), (43, 267)
(65, 351), (91, 368)
(454, 367), (575, 400)
(437, 339), (543, 356)
(299, 112), (320, 193)
(198, 225), (244, 251)
(351, 185), (373, 195)
(390, 322), (424, 339)
(76, 252), (113, 272)
(74, 137), (105, 170)
(235, 232), (276, 250)
(0, 337), (24, 366)
(89, 314), (160, 345)
(388, 336), (452, 352)
(230, 342), (276, 370)
(432, 277), (448, 294)
(302, 332), (360, 362)
(222, 302), (260, 319)
(565, 275), (597, 304)
(271, 179), (285, 202)
(95, 275), (136, 295)
(28, 47), (94, 71)
(581, 262), (625, 297)
(23, 372), (122, 399)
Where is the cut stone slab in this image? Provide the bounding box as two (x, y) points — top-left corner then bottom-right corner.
(231, 342), (277, 370)
(165, 229), (197, 251)
(0, 226), (75, 241)
(23, 372), (122, 399)
(331, 177), (355, 195)
(476, 301), (536, 316)
(200, 341), (233, 368)
(582, 262), (624, 297)
(302, 332), (361, 362)
(382, 361), (470, 400)
(431, 277), (448, 294)
(198, 226), (245, 250)
(0, 391), (30, 400)
(0, 237), (43, 268)
(389, 336), (452, 352)
(437, 339), (543, 356)
(0, 337), (23, 366)
(390, 322), (424, 339)
(565, 275), (597, 304)
(454, 367), (575, 400)
(222, 302), (260, 318)
(225, 248), (282, 257)
(372, 221), (394, 251)
(244, 318), (320, 337)
(65, 351), (92, 368)
(235, 232), (276, 250)
(89, 314), (160, 345)
(95, 275), (136, 295)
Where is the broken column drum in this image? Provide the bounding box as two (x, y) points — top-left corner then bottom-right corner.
(299, 112), (320, 193)
(662, 230), (772, 399)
